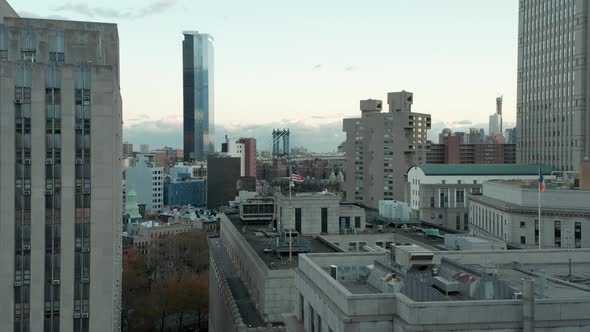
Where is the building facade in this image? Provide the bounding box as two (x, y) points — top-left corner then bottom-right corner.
(125, 155), (164, 212)
(407, 164), (554, 230)
(238, 138), (256, 177)
(183, 31), (214, 162)
(427, 138), (516, 165)
(207, 154), (240, 209)
(122, 142), (133, 158)
(0, 3), (122, 331)
(517, 0), (590, 171)
(164, 179), (206, 207)
(275, 192), (366, 235)
(469, 181), (590, 249)
(343, 91), (431, 208)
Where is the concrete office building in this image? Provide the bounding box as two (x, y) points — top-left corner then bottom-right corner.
(343, 91), (431, 208)
(407, 164), (554, 230)
(126, 155), (164, 212)
(183, 31), (214, 161)
(208, 213), (338, 331)
(285, 247), (590, 332)
(517, 0), (590, 171)
(207, 154), (240, 209)
(0, 2), (122, 330)
(275, 192), (366, 235)
(469, 180), (590, 249)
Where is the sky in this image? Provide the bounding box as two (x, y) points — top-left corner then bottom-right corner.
(13, 0), (519, 152)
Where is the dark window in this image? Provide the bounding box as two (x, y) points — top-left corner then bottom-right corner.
(295, 208), (302, 233)
(456, 215), (461, 230)
(520, 221), (526, 228)
(520, 236), (526, 245)
(534, 219), (539, 245)
(463, 213), (469, 230)
(354, 216), (361, 228)
(575, 222), (582, 248)
(299, 293), (304, 322)
(321, 208), (328, 233)
(554, 220), (561, 248)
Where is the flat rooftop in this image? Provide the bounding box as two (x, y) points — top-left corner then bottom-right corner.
(466, 262), (590, 299)
(226, 214), (337, 270)
(494, 179), (582, 191)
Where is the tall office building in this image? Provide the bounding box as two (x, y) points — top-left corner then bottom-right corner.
(517, 0), (590, 170)
(183, 31), (214, 162)
(0, 1), (122, 331)
(343, 91), (431, 208)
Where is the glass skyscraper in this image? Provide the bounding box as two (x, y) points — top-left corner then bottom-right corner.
(183, 31), (214, 161)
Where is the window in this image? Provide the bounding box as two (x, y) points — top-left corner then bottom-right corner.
(321, 208), (328, 233)
(520, 221), (526, 228)
(438, 214), (443, 219)
(310, 305), (315, 332)
(295, 208), (302, 233)
(520, 236), (526, 245)
(455, 190), (465, 208)
(456, 215), (461, 230)
(575, 222), (582, 248)
(534, 219), (539, 245)
(299, 293), (304, 322)
(354, 216), (361, 228)
(554, 221), (561, 248)
(463, 213), (469, 231)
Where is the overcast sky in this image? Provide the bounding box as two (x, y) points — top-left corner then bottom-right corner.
(13, 0), (518, 152)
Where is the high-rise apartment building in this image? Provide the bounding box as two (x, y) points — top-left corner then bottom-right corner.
(0, 2), (122, 331)
(343, 91), (431, 208)
(183, 31), (214, 162)
(122, 142), (133, 158)
(517, 0), (590, 170)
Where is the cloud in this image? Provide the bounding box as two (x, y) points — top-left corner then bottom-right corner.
(344, 65), (357, 72)
(53, 0), (179, 19)
(123, 117), (344, 153)
(453, 120), (472, 125)
(312, 64), (322, 71)
(311, 113), (344, 120)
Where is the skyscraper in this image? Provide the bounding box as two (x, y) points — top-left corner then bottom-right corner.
(0, 2), (122, 331)
(183, 31), (214, 162)
(343, 91), (431, 208)
(517, 0), (590, 170)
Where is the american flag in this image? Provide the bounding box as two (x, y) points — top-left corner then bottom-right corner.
(291, 166), (305, 183)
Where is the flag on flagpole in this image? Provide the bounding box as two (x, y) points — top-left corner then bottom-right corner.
(539, 166), (546, 192)
(291, 166), (304, 183)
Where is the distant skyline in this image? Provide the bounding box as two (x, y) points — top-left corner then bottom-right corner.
(14, 0), (519, 152)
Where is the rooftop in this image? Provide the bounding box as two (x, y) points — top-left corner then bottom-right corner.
(492, 179), (587, 191)
(226, 214), (337, 270)
(414, 164), (554, 176)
